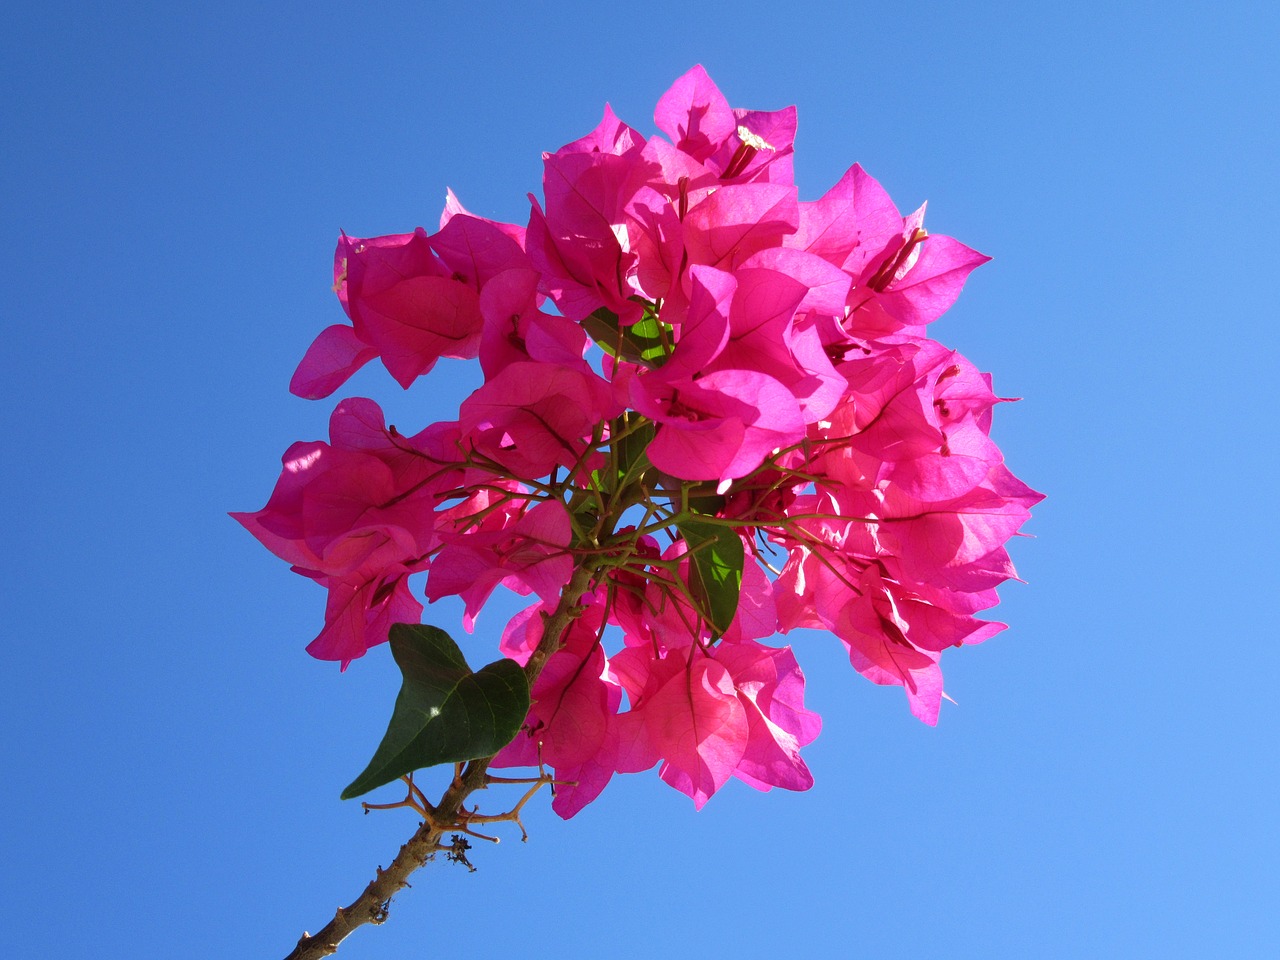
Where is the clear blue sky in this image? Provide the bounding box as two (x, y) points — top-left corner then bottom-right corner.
(4, 2), (1276, 957)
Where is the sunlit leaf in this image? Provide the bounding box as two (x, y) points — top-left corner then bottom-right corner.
(341, 624), (529, 799)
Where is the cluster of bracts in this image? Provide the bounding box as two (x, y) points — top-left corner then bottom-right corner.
(236, 67), (1042, 815)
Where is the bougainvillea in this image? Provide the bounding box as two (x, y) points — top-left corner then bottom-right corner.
(237, 66), (1041, 827)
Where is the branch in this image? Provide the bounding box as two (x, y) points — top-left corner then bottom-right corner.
(282, 564), (597, 960)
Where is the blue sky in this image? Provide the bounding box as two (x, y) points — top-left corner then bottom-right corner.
(3, 2), (1277, 957)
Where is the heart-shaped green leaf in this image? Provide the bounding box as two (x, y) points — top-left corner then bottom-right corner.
(341, 624), (530, 800)
(676, 516), (744, 639)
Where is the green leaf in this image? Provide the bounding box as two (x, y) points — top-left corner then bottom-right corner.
(341, 624), (530, 800)
(582, 303), (671, 366)
(687, 491), (726, 516)
(629, 311), (670, 366)
(616, 418), (655, 488)
(676, 516), (744, 639)
(581, 306), (624, 357)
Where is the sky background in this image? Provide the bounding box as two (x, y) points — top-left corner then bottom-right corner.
(4, 1), (1277, 958)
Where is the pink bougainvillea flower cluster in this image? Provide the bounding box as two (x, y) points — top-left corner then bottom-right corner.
(236, 66), (1041, 816)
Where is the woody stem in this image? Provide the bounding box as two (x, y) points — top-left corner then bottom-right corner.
(280, 563), (597, 960)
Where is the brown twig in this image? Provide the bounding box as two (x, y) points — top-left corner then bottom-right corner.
(281, 564), (596, 960)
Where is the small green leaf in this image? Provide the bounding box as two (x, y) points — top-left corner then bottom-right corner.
(687, 491), (726, 516)
(582, 306), (623, 357)
(341, 624), (530, 800)
(583, 304), (671, 366)
(629, 311), (670, 366)
(616, 419), (655, 488)
(676, 516), (744, 639)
